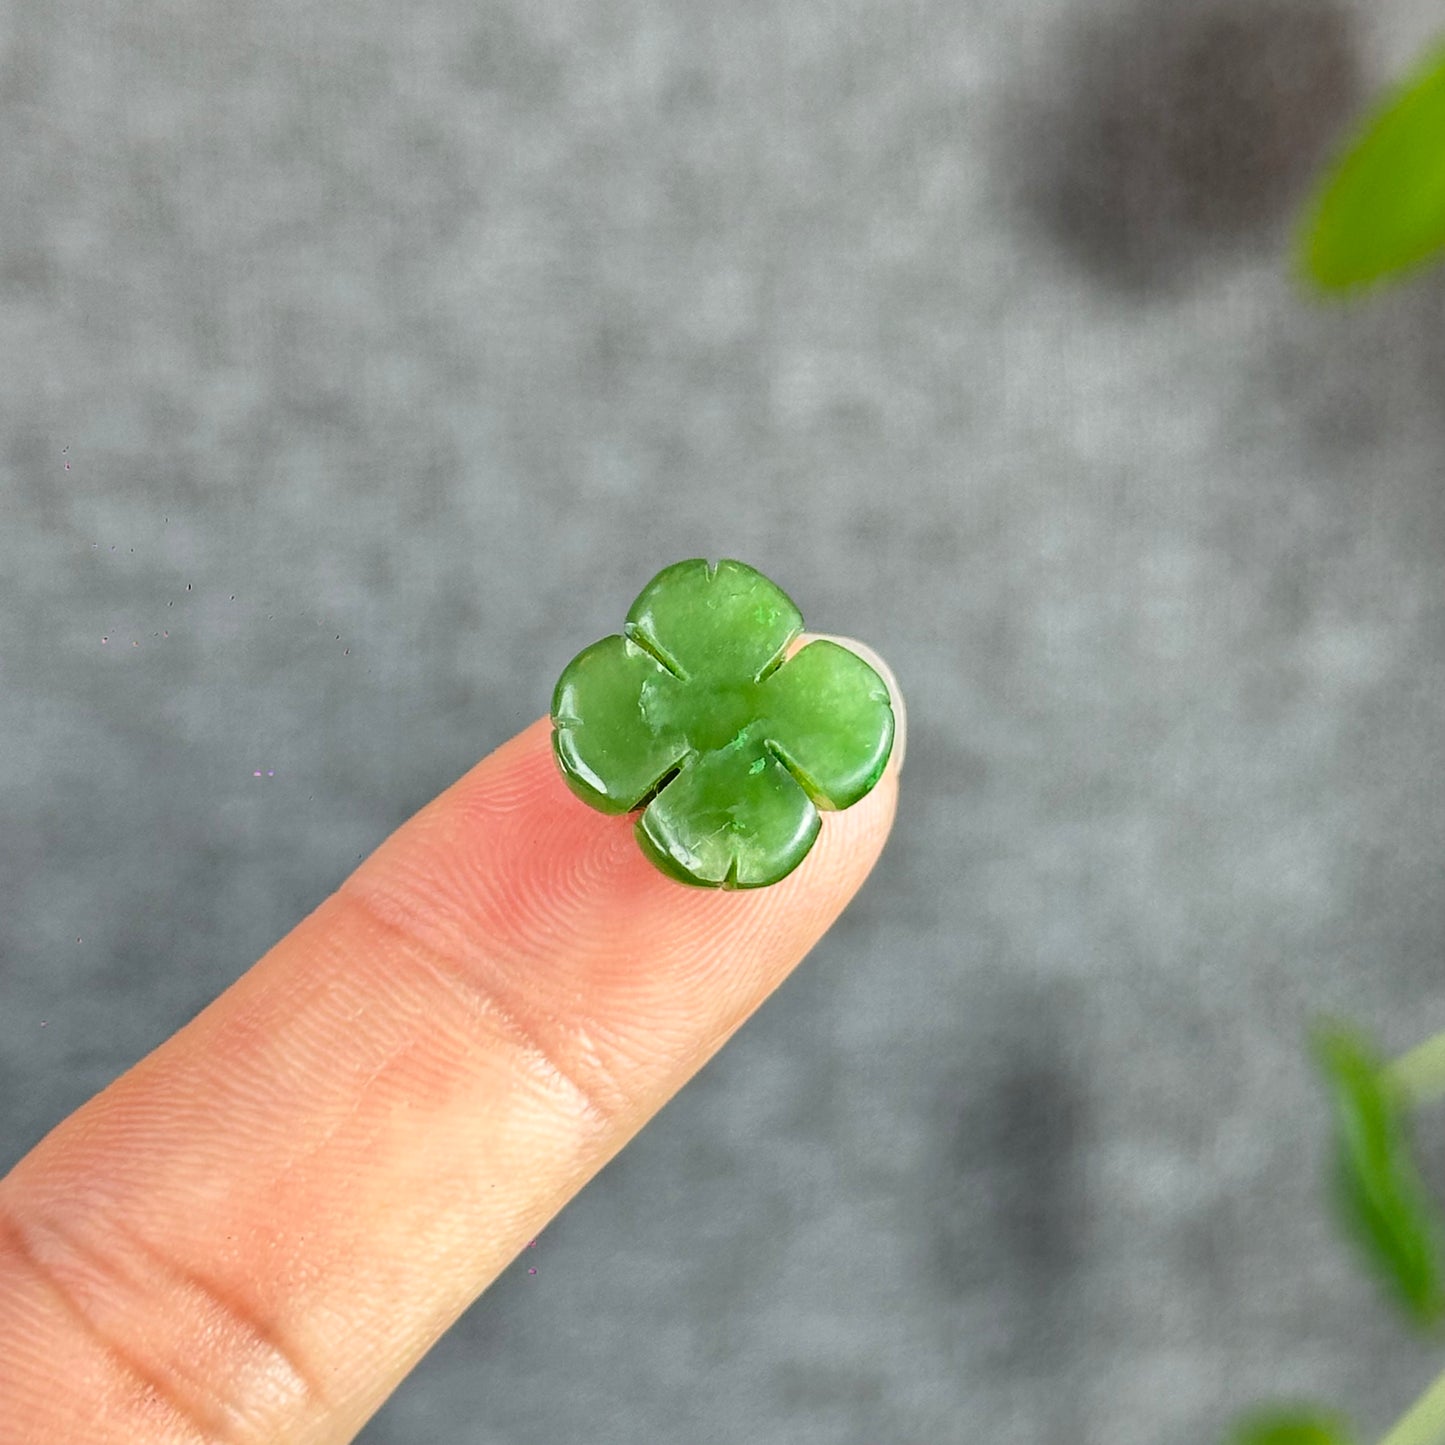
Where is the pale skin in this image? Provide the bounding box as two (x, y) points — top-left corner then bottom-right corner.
(0, 634), (903, 1445)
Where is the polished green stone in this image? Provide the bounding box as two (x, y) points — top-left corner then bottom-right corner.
(550, 558), (894, 888)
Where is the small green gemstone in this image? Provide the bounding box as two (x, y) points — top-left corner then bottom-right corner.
(550, 558), (895, 888)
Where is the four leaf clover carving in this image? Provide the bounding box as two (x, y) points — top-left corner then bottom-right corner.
(550, 558), (895, 887)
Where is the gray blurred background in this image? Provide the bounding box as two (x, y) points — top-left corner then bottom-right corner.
(4, 0), (1445, 1440)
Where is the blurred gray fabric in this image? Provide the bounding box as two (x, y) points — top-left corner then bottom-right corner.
(4, 0), (1445, 1440)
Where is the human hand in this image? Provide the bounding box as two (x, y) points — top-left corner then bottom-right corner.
(0, 635), (903, 1444)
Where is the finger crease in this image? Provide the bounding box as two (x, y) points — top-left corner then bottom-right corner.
(105, 1213), (327, 1421)
(0, 1198), (320, 1445)
(337, 885), (621, 1133)
(0, 1198), (222, 1444)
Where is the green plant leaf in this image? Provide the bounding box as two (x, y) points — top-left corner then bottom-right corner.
(1297, 41), (1445, 291)
(1226, 1404), (1355, 1445)
(1312, 1020), (1445, 1326)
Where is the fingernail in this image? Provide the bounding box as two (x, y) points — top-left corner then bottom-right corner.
(807, 633), (907, 779)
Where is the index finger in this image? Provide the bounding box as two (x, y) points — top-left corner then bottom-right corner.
(0, 638), (902, 1445)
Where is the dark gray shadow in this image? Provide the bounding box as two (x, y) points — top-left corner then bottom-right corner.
(1006, 0), (1363, 294)
(925, 989), (1090, 1375)
(1263, 267), (1445, 459)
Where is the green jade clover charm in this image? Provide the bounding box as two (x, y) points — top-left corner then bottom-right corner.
(550, 559), (895, 888)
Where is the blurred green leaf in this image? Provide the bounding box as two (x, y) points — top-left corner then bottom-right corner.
(1227, 1404), (1355, 1445)
(1297, 41), (1445, 291)
(1312, 1020), (1445, 1326)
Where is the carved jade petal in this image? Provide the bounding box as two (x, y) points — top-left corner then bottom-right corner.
(636, 743), (820, 888)
(759, 639), (895, 811)
(551, 635), (693, 814)
(625, 558), (803, 684)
